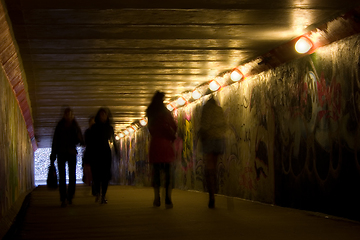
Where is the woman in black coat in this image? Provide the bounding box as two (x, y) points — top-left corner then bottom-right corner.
(91, 108), (118, 204)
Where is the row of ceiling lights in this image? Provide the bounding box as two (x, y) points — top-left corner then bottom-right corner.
(115, 36), (313, 140)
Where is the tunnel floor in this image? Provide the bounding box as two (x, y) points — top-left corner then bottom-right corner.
(4, 185), (360, 240)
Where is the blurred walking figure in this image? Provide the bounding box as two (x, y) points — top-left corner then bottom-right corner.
(50, 107), (83, 207)
(146, 91), (177, 208)
(199, 96), (226, 208)
(82, 116), (95, 193)
(91, 108), (118, 204)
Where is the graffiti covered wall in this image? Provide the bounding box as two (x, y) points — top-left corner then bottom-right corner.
(0, 66), (34, 232)
(270, 35), (360, 221)
(119, 34), (360, 221)
(171, 75), (276, 203)
(117, 131), (151, 186)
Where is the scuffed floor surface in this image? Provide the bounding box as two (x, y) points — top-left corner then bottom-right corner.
(4, 185), (360, 240)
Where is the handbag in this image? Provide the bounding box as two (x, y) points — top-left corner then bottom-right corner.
(47, 163), (58, 189)
(82, 163), (92, 186)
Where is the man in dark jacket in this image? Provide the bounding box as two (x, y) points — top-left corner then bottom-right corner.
(50, 107), (83, 207)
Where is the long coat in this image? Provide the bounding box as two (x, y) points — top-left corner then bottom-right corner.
(199, 97), (227, 155)
(147, 110), (177, 164)
(90, 122), (118, 180)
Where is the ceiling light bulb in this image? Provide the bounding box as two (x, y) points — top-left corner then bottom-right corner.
(119, 132), (125, 138)
(127, 127), (135, 134)
(295, 37), (312, 54)
(167, 103), (174, 111)
(124, 130), (129, 135)
(209, 80), (220, 91)
(182, 92), (192, 101)
(192, 89), (201, 100)
(115, 135), (120, 141)
(177, 96), (186, 106)
(132, 124), (138, 130)
(140, 118), (147, 126)
(230, 69), (243, 82)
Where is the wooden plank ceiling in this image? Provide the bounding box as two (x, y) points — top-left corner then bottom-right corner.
(3, 0), (360, 148)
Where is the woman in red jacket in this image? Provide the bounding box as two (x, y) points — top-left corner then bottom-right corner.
(146, 91), (177, 208)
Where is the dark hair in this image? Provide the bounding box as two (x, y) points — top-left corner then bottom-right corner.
(152, 91), (165, 103)
(95, 107), (111, 124)
(146, 91), (167, 120)
(63, 107), (72, 114)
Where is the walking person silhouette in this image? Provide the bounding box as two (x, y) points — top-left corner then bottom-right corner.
(199, 96), (227, 208)
(91, 108), (119, 204)
(50, 107), (83, 207)
(146, 91), (177, 208)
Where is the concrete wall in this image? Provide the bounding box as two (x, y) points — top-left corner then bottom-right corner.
(117, 33), (360, 222)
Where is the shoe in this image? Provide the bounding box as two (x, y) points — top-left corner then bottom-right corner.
(95, 194), (100, 202)
(208, 199), (215, 209)
(68, 199), (73, 205)
(61, 201), (67, 208)
(165, 198), (173, 209)
(153, 197), (160, 207)
(101, 197), (107, 204)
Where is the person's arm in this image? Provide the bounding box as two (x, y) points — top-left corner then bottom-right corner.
(163, 112), (177, 141)
(74, 121), (84, 146)
(50, 123), (59, 164)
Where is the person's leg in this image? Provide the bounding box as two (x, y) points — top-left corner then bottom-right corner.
(100, 161), (112, 204)
(92, 165), (101, 202)
(164, 163), (173, 208)
(90, 164), (97, 196)
(205, 153), (218, 208)
(152, 163), (161, 207)
(67, 154), (77, 204)
(57, 157), (67, 206)
(100, 171), (109, 204)
(100, 180), (109, 204)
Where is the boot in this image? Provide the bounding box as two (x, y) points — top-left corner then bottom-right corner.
(206, 169), (216, 208)
(165, 187), (173, 209)
(101, 195), (107, 204)
(208, 196), (215, 209)
(95, 194), (100, 202)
